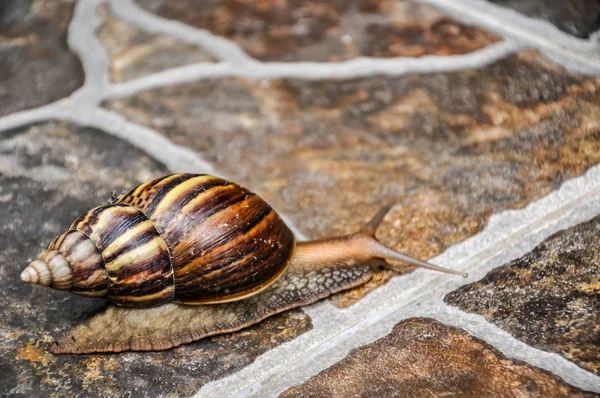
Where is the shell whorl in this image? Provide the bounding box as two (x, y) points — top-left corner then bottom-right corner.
(21, 230), (106, 295)
(22, 174), (296, 307)
(68, 204), (174, 307)
(115, 174), (296, 304)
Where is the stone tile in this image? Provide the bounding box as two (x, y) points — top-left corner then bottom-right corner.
(446, 215), (600, 375)
(488, 0), (600, 39)
(0, 0), (84, 117)
(97, 4), (217, 83)
(136, 0), (500, 62)
(103, 50), (600, 306)
(0, 121), (312, 396)
(281, 318), (596, 397)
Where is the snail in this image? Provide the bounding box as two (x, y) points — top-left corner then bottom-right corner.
(21, 174), (466, 354)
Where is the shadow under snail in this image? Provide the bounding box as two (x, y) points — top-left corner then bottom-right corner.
(21, 174), (467, 354)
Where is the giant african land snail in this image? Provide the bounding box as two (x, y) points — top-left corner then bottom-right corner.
(21, 174), (466, 354)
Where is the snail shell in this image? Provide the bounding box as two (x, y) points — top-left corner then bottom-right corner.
(22, 174), (295, 307)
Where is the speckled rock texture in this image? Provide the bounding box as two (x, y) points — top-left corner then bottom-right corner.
(281, 318), (596, 398)
(136, 0), (500, 62)
(104, 50), (600, 306)
(488, 0), (600, 38)
(0, 0), (84, 116)
(97, 4), (217, 82)
(0, 121), (312, 396)
(446, 215), (600, 376)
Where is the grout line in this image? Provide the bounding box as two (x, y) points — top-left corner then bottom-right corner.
(424, 0), (599, 47)
(421, 0), (600, 49)
(195, 166), (600, 397)
(0, 0), (214, 177)
(278, 214), (308, 242)
(425, 304), (600, 394)
(108, 0), (256, 65)
(63, 9), (600, 391)
(0, 102), (67, 133)
(239, 299), (600, 398)
(103, 41), (520, 99)
(67, 0), (111, 105)
(104, 62), (237, 99)
(2, 38), (518, 153)
(0, 99), (216, 176)
(421, 0), (600, 75)
(239, 296), (600, 397)
(56, 106), (218, 175)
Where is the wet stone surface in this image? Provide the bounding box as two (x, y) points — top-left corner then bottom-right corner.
(104, 50), (600, 306)
(488, 0), (600, 39)
(281, 318), (597, 398)
(2, 0), (600, 395)
(0, 121), (312, 397)
(0, 0), (84, 117)
(446, 215), (600, 376)
(97, 4), (217, 82)
(136, 0), (500, 62)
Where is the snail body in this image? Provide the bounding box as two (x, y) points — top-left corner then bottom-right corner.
(21, 174), (466, 353)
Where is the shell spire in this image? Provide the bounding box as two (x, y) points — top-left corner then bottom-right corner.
(21, 230), (109, 298)
(21, 250), (73, 290)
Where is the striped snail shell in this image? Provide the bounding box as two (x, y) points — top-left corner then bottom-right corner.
(21, 174), (295, 307)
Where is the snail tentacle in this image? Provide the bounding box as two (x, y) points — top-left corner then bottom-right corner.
(291, 205), (468, 278)
(359, 201), (397, 237)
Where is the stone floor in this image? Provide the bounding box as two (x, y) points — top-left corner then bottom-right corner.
(1, 0), (599, 397)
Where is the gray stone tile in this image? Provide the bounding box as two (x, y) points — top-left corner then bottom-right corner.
(446, 215), (600, 375)
(488, 0), (600, 39)
(0, 0), (84, 117)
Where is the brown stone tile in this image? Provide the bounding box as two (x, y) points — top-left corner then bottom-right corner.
(0, 0), (84, 116)
(281, 318), (596, 398)
(135, 0), (500, 62)
(488, 0), (600, 39)
(97, 4), (217, 83)
(446, 215), (600, 375)
(103, 50), (600, 306)
(0, 121), (312, 396)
